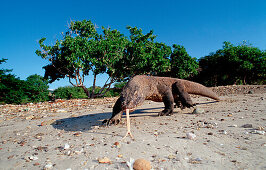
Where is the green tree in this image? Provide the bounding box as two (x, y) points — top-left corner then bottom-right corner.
(53, 86), (87, 99)
(0, 59), (49, 104)
(0, 59), (28, 104)
(36, 20), (128, 98)
(170, 44), (198, 78)
(197, 41), (266, 86)
(36, 22), (93, 97)
(25, 74), (49, 102)
(90, 26), (128, 97)
(36, 20), (173, 98)
(120, 26), (171, 77)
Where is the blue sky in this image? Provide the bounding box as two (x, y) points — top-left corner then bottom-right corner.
(1, 0), (265, 89)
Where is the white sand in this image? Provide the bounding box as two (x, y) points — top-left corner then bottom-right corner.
(0, 91), (265, 169)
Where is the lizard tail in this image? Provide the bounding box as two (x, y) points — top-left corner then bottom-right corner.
(180, 79), (220, 101)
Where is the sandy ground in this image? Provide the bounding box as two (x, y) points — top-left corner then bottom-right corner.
(0, 86), (265, 170)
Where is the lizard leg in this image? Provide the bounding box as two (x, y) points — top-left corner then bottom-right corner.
(157, 85), (174, 116)
(106, 97), (123, 125)
(172, 81), (194, 108)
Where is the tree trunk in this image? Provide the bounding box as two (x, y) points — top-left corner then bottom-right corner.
(90, 73), (97, 98)
(80, 85), (90, 98)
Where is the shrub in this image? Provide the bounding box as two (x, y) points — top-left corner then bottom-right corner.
(53, 86), (88, 99)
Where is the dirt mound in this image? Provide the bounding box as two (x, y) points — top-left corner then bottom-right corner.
(211, 85), (266, 96)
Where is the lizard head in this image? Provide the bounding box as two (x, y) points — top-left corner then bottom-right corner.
(120, 81), (146, 110)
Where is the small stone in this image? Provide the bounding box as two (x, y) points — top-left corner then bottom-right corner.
(256, 126), (264, 131)
(228, 124), (237, 127)
(189, 158), (202, 164)
(56, 109), (67, 113)
(41, 119), (56, 126)
(248, 90), (253, 94)
(168, 154), (176, 159)
(186, 133), (196, 140)
(74, 148), (83, 154)
(33, 162), (40, 166)
(92, 126), (100, 129)
(73, 132), (82, 137)
(251, 130), (265, 135)
(44, 163), (53, 169)
(114, 141), (120, 146)
(133, 158), (151, 170)
(98, 157), (111, 164)
(242, 124), (253, 128)
(192, 108), (205, 114)
(222, 130), (227, 134)
(207, 132), (213, 135)
(64, 143), (70, 150)
(29, 155), (38, 161)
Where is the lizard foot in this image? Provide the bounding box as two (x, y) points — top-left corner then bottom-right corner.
(158, 109), (173, 116)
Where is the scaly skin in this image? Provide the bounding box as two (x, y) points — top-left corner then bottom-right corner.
(106, 75), (220, 125)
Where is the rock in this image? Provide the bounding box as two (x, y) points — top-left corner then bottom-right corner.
(168, 154), (176, 159)
(228, 124), (238, 127)
(189, 158), (202, 164)
(251, 130), (265, 135)
(242, 124), (253, 128)
(41, 119), (56, 126)
(219, 130), (227, 134)
(98, 157), (111, 164)
(207, 132), (213, 135)
(192, 108), (205, 114)
(256, 126), (264, 130)
(64, 143), (70, 150)
(133, 159), (151, 170)
(44, 163), (53, 169)
(56, 109), (67, 113)
(186, 133), (196, 140)
(248, 90), (253, 94)
(29, 155), (38, 161)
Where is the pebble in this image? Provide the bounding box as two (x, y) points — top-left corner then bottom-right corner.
(192, 108), (205, 114)
(56, 109), (67, 113)
(98, 157), (111, 164)
(242, 124), (253, 128)
(186, 133), (196, 140)
(207, 132), (213, 135)
(168, 154), (176, 159)
(29, 155), (38, 161)
(44, 163), (53, 169)
(189, 158), (202, 164)
(64, 143), (70, 150)
(251, 130), (265, 135)
(228, 124), (238, 127)
(222, 130), (227, 134)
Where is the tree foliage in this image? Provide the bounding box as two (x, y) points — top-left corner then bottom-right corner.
(53, 86), (87, 99)
(24, 74), (49, 102)
(0, 59), (49, 104)
(170, 44), (198, 79)
(196, 41), (266, 86)
(36, 20), (174, 98)
(120, 26), (171, 77)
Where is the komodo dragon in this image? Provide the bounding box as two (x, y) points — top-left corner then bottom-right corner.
(106, 75), (220, 126)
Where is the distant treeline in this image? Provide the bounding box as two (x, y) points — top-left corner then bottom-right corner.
(0, 20), (265, 104)
(1, 39), (265, 104)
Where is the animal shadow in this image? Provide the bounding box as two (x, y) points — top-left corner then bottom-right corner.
(52, 107), (164, 132)
(52, 112), (112, 132)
